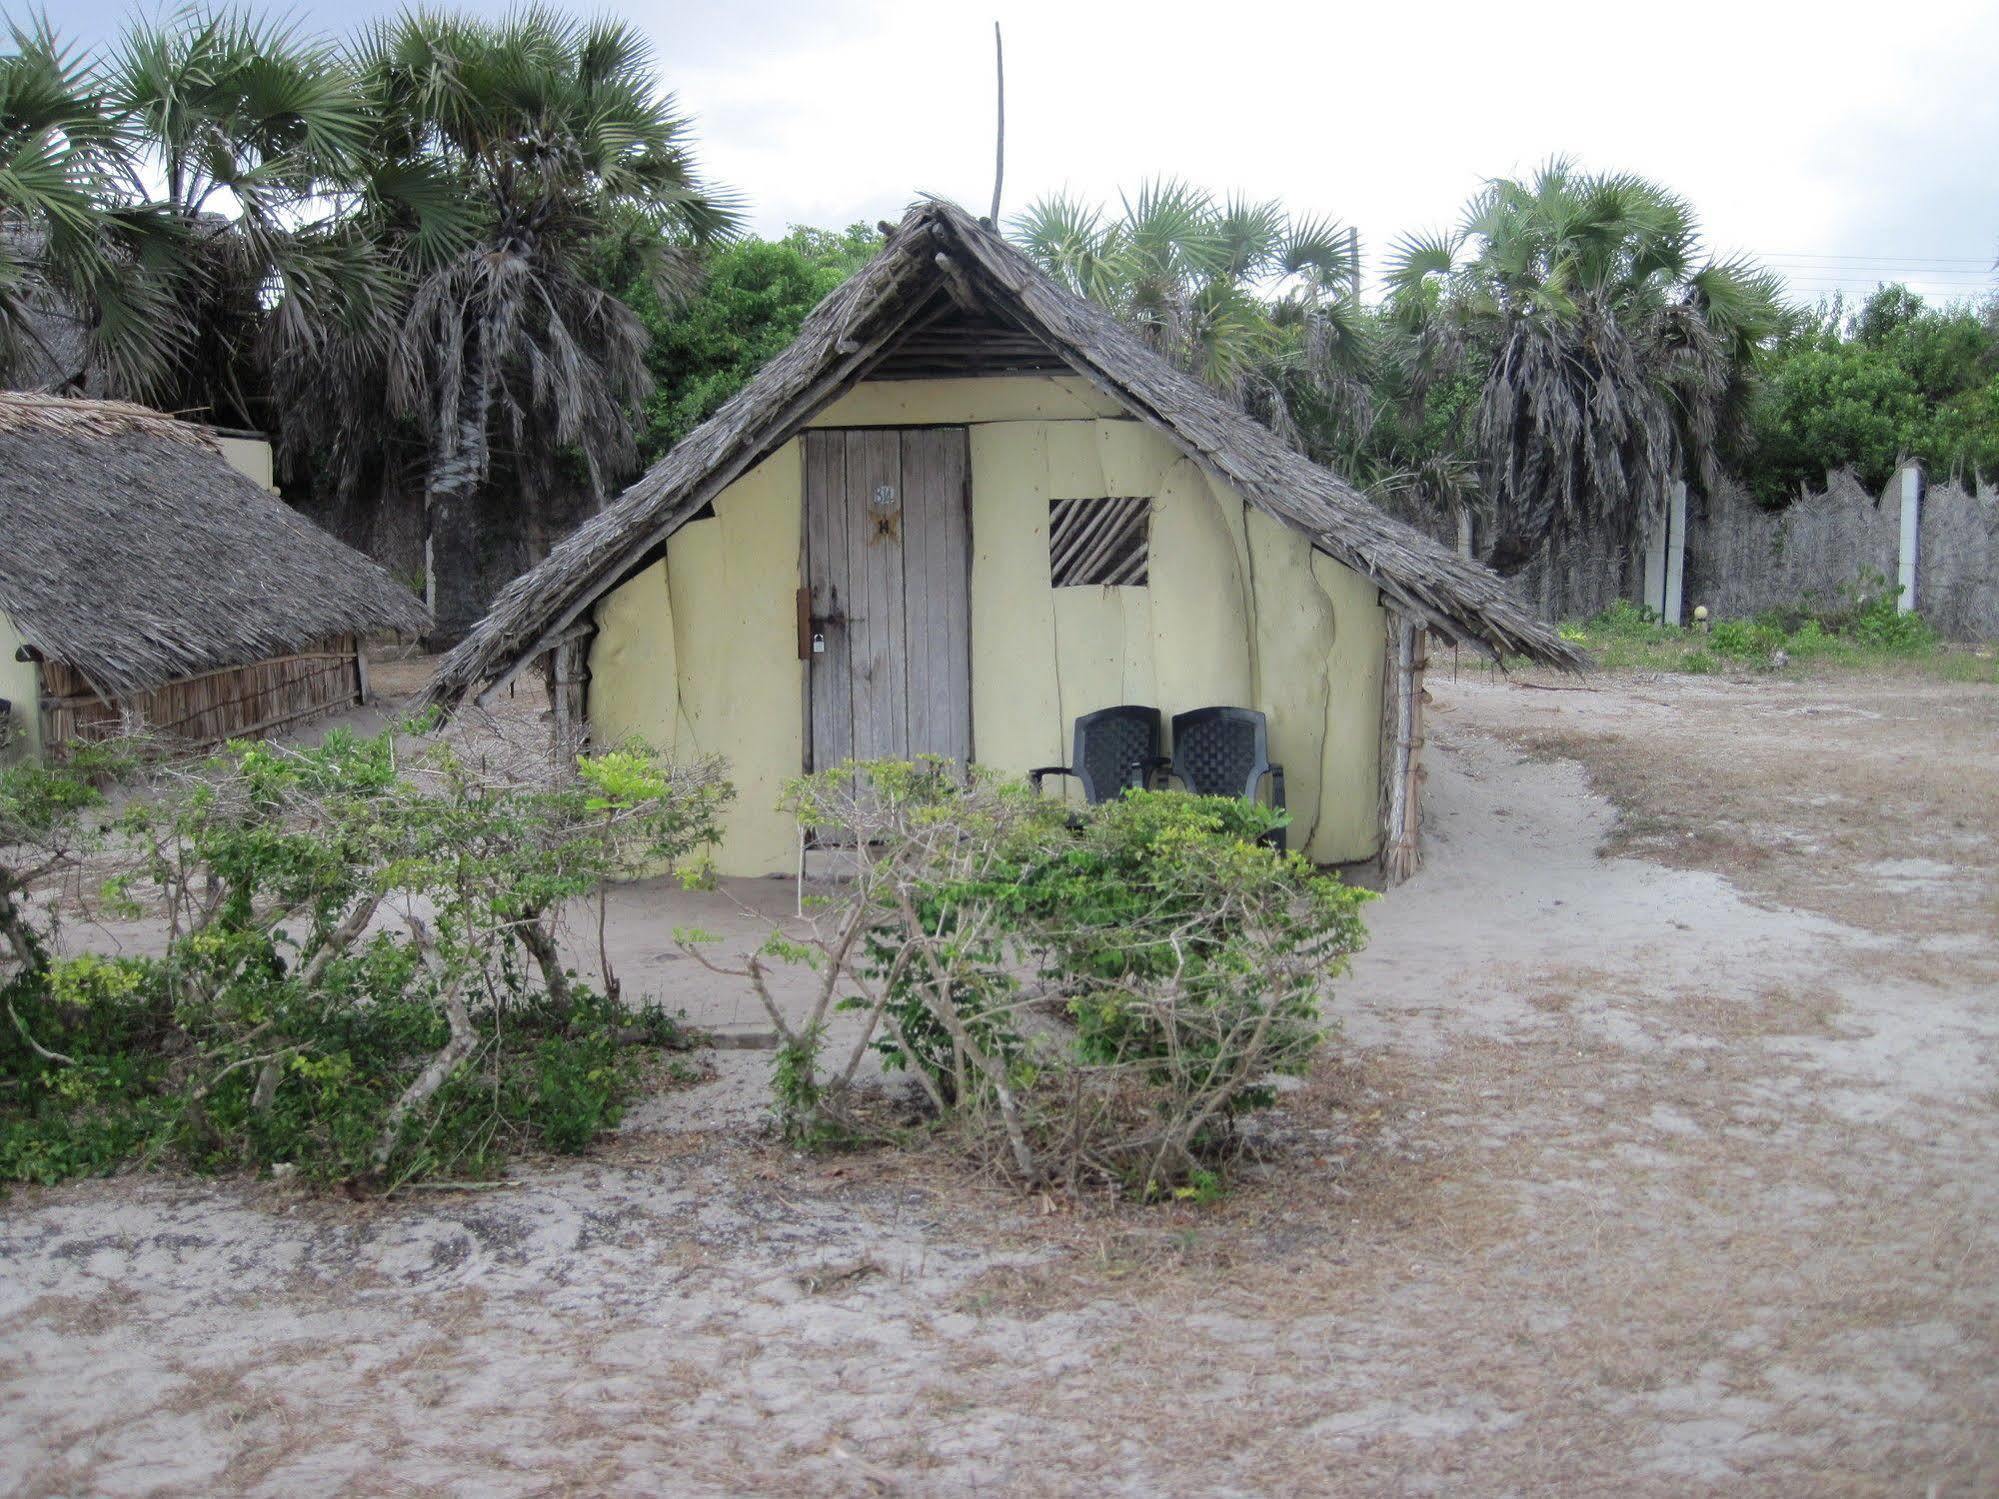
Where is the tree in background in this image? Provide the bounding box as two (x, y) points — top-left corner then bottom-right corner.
(108, 6), (385, 428)
(0, 20), (182, 397)
(1, 7), (743, 639)
(1011, 180), (1371, 453)
(0, 9), (392, 427)
(337, 9), (740, 644)
(1388, 159), (1788, 572)
(603, 221), (875, 463)
(1742, 283), (1999, 504)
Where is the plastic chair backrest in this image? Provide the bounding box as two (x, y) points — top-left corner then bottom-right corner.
(1073, 705), (1162, 804)
(1170, 707), (1270, 799)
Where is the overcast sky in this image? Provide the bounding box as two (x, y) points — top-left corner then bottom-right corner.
(48, 0), (1999, 307)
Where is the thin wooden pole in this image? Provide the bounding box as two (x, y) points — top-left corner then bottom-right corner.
(551, 640), (573, 761)
(990, 22), (1005, 224)
(1383, 618), (1427, 885)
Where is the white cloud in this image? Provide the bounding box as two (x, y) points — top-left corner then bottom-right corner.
(50, 0), (1999, 304)
(652, 0), (1999, 305)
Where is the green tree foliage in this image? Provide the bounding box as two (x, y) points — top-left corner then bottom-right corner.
(1387, 158), (1790, 570)
(1743, 285), (1999, 502)
(110, 6), (386, 426)
(1011, 180), (1371, 453)
(332, 9), (739, 642)
(0, 21), (206, 402)
(1, 729), (730, 1188)
(0, 9), (394, 424)
(0, 8), (740, 639)
(610, 223), (877, 462)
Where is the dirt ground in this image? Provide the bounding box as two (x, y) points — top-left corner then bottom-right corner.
(3, 662), (1995, 1496)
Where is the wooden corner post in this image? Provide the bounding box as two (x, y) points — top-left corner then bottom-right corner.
(1382, 616), (1429, 885)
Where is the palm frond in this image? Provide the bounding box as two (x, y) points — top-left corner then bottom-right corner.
(1280, 212), (1357, 293)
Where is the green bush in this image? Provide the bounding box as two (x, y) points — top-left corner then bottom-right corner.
(614, 225), (879, 461)
(2, 967), (682, 1185)
(724, 763), (1372, 1198)
(1709, 619), (1785, 662)
(1582, 599), (1668, 639)
(1846, 581), (1935, 652)
(1, 727), (730, 1189)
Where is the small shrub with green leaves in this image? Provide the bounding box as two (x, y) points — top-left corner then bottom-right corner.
(1709, 619), (1787, 662)
(1842, 577), (1935, 652)
(1582, 600), (1667, 640)
(1563, 567), (1956, 676)
(2, 726), (730, 1189)
(687, 760), (1371, 1199)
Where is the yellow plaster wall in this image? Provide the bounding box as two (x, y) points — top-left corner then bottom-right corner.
(1308, 552), (1389, 859)
(588, 443), (803, 874)
(0, 610), (40, 761)
(588, 377), (1388, 874)
(1148, 456), (1253, 716)
(213, 434), (277, 493)
(964, 415), (1382, 861)
(967, 421), (1066, 774)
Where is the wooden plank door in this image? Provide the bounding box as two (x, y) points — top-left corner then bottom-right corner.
(803, 427), (971, 770)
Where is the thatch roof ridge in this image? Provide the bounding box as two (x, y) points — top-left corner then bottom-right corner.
(424, 200), (1580, 705)
(0, 391), (221, 446)
(0, 393), (429, 697)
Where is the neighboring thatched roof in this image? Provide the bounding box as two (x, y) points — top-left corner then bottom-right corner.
(426, 200), (1581, 705)
(0, 393), (428, 698)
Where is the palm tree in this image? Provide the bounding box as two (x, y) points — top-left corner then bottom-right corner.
(1011, 181), (1372, 454)
(107, 5), (385, 428)
(1, 8), (392, 422)
(0, 18), (181, 396)
(1388, 158), (1788, 572)
(342, 10), (741, 644)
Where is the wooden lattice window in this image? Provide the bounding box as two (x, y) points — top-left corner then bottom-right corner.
(1048, 496), (1151, 587)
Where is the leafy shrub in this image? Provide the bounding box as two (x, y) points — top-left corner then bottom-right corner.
(2, 968), (682, 1186)
(2, 726), (730, 1189)
(1709, 619), (1785, 662)
(1582, 599), (1667, 639)
(1777, 619), (1842, 662)
(1845, 581), (1935, 652)
(692, 762), (1371, 1198)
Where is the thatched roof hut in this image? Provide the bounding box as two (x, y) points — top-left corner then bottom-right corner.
(429, 201), (1579, 705)
(0, 393), (426, 753)
(423, 201), (1580, 879)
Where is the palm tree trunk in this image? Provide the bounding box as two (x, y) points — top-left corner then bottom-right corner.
(423, 331), (494, 650)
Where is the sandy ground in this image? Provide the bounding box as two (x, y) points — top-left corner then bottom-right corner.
(3, 664), (1995, 1496)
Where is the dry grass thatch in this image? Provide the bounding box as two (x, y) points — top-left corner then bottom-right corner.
(0, 393), (428, 698)
(424, 199), (1582, 708)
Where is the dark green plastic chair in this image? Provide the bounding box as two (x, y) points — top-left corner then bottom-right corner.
(1145, 706), (1287, 851)
(1029, 705), (1162, 805)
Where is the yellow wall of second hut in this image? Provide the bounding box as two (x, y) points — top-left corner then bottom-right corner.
(0, 610), (41, 761)
(589, 376), (1387, 874)
(213, 434), (277, 493)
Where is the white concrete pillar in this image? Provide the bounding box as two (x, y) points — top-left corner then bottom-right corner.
(1897, 465), (1921, 614)
(1639, 481), (1686, 624)
(1663, 480), (1687, 627)
(1642, 499), (1668, 619)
